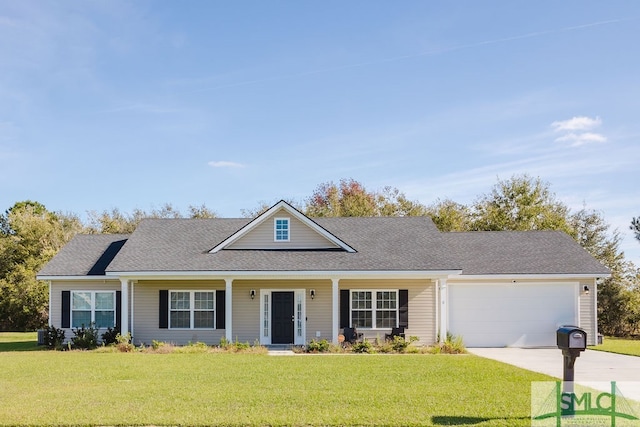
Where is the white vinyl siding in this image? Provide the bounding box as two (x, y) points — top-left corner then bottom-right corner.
(341, 279), (436, 345)
(132, 281), (225, 345)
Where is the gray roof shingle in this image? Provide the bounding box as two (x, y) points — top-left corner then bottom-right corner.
(444, 231), (610, 275)
(105, 216), (459, 273)
(38, 234), (130, 276)
(37, 217), (610, 277)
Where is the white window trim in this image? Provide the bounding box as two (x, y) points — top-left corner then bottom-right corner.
(169, 290), (216, 330)
(274, 217), (290, 242)
(70, 290), (116, 329)
(259, 289), (306, 345)
(349, 289), (399, 330)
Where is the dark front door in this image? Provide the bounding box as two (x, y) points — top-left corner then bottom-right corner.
(271, 292), (295, 344)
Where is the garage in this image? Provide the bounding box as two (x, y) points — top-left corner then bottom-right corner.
(448, 282), (578, 347)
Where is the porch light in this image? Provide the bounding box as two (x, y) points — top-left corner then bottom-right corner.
(250, 289), (256, 299)
(310, 289), (315, 299)
(583, 285), (590, 295)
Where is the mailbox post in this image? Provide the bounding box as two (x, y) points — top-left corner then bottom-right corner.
(556, 326), (587, 416)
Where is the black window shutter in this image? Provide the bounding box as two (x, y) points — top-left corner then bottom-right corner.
(216, 290), (225, 329)
(61, 291), (71, 328)
(339, 289), (350, 328)
(399, 289), (409, 329)
(115, 291), (122, 330)
(159, 290), (169, 329)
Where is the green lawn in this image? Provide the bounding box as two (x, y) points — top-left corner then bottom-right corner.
(590, 336), (640, 357)
(0, 331), (41, 351)
(0, 333), (552, 426)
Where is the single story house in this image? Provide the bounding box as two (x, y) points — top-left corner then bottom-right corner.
(37, 200), (610, 347)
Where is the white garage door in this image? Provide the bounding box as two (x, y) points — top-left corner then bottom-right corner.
(448, 283), (577, 347)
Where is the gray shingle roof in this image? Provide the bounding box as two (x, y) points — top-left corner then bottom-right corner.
(37, 217), (610, 277)
(444, 231), (610, 275)
(105, 216), (459, 273)
(38, 234), (130, 276)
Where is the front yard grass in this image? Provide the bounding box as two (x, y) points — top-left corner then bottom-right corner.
(589, 336), (640, 357)
(0, 331), (41, 351)
(0, 346), (552, 426)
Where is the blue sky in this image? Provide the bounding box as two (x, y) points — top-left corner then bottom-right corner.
(1, 1), (639, 263)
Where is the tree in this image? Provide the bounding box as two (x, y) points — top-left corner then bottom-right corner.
(427, 175), (639, 336)
(304, 179), (427, 218)
(470, 174), (572, 233)
(375, 187), (428, 217)
(187, 204), (217, 219)
(87, 203), (217, 233)
(0, 201), (83, 331)
(425, 199), (471, 232)
(305, 179), (377, 217)
(631, 217), (640, 242)
(570, 208), (639, 335)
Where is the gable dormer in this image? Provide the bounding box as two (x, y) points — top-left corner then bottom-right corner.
(209, 201), (356, 252)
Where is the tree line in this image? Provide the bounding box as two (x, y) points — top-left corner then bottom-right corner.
(1, 175), (639, 336)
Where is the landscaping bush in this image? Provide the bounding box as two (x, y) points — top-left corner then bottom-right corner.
(306, 339), (330, 353)
(100, 326), (120, 345)
(352, 340), (374, 353)
(43, 325), (66, 350)
(115, 333), (134, 352)
(430, 334), (466, 354)
(70, 323), (100, 350)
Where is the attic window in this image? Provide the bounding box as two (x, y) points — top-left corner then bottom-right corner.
(274, 218), (290, 242)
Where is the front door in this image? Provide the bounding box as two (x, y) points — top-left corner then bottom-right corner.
(271, 292), (294, 344)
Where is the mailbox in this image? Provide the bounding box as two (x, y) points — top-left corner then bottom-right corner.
(556, 325), (587, 415)
(556, 326), (587, 350)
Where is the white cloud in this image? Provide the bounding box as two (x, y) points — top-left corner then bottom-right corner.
(208, 161), (245, 168)
(554, 132), (607, 146)
(551, 116), (607, 147)
(551, 116), (602, 132)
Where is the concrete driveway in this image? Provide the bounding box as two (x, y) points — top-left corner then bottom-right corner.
(469, 348), (640, 402)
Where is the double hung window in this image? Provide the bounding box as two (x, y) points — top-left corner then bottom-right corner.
(350, 290), (398, 329)
(170, 291), (215, 329)
(71, 291), (115, 328)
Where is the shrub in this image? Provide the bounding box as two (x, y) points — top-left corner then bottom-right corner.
(174, 341), (210, 353)
(219, 336), (230, 349)
(70, 323), (100, 350)
(115, 333), (134, 352)
(306, 339), (330, 353)
(430, 334), (466, 354)
(43, 325), (66, 350)
(352, 340), (374, 353)
(101, 327), (120, 345)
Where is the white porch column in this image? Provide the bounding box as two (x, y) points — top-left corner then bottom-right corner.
(331, 278), (339, 344)
(225, 278), (233, 341)
(120, 278), (129, 336)
(438, 278), (447, 344)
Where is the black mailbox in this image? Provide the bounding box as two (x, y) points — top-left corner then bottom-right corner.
(557, 326), (587, 350)
(556, 325), (587, 415)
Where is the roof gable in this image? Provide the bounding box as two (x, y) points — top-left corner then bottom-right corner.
(209, 200), (356, 253)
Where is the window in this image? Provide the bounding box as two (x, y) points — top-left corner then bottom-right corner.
(71, 291), (115, 328)
(274, 218), (290, 241)
(169, 291), (215, 329)
(350, 290), (397, 329)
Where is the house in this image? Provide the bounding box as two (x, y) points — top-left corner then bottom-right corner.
(37, 200), (610, 348)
